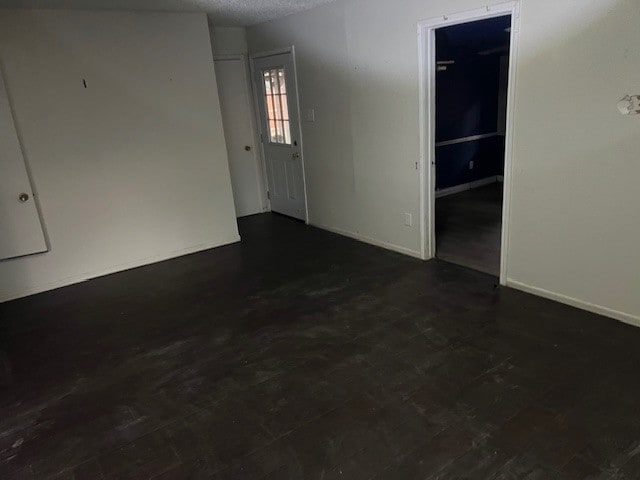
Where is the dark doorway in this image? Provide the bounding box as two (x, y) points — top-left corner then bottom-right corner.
(434, 15), (511, 276)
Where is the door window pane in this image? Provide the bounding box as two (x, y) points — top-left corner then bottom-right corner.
(262, 67), (292, 145)
(283, 121), (291, 144)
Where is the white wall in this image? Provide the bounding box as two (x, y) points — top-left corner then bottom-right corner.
(505, 0), (640, 324)
(247, 0), (640, 324)
(209, 25), (248, 55)
(0, 10), (239, 302)
(248, 1), (422, 258)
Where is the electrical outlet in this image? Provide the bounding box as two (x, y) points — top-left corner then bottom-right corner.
(469, 160), (474, 169)
(404, 213), (413, 227)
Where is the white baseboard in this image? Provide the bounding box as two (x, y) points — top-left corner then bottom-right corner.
(436, 176), (499, 198)
(310, 222), (422, 259)
(506, 279), (640, 328)
(0, 236), (241, 303)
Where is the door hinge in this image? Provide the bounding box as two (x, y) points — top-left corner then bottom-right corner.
(267, 191), (270, 199)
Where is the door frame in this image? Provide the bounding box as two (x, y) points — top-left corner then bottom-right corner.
(213, 54), (269, 214)
(249, 46), (310, 224)
(418, 2), (520, 285)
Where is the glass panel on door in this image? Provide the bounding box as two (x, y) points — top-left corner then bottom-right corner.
(261, 68), (291, 145)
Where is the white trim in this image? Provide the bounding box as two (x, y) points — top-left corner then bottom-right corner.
(311, 222), (423, 259)
(506, 279), (640, 328)
(435, 176), (498, 198)
(289, 46), (311, 225)
(0, 236), (241, 303)
(435, 132), (501, 147)
(249, 46), (310, 224)
(418, 2), (518, 28)
(417, 15), (434, 261)
(248, 55), (272, 213)
(499, 6), (521, 285)
(418, 1), (521, 288)
(250, 46), (293, 59)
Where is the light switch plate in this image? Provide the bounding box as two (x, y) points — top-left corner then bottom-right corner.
(305, 108), (315, 122)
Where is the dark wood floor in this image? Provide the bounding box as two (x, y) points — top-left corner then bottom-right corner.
(436, 182), (503, 276)
(1, 213), (639, 479)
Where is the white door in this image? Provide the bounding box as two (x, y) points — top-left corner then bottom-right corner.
(0, 71), (47, 260)
(214, 57), (266, 218)
(252, 52), (307, 221)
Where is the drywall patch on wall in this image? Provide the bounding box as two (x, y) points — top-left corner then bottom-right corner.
(506, 0), (640, 321)
(0, 10), (239, 302)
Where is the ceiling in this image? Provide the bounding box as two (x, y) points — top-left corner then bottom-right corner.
(0, 0), (338, 26)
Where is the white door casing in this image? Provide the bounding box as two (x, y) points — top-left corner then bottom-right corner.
(214, 56), (266, 218)
(418, 3), (520, 285)
(0, 70), (47, 261)
(251, 50), (308, 221)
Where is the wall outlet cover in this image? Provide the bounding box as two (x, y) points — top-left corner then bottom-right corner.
(404, 213), (412, 227)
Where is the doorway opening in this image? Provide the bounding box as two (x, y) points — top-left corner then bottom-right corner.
(419, 4), (519, 282)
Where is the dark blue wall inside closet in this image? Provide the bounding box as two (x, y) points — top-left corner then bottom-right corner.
(435, 16), (510, 190)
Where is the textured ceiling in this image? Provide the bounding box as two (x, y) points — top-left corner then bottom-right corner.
(0, 0), (338, 26)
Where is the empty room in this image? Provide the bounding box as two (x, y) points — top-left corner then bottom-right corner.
(0, 0), (639, 479)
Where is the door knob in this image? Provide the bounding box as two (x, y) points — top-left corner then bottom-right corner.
(292, 152), (300, 159)
(244, 145), (252, 151)
(18, 193), (29, 202)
